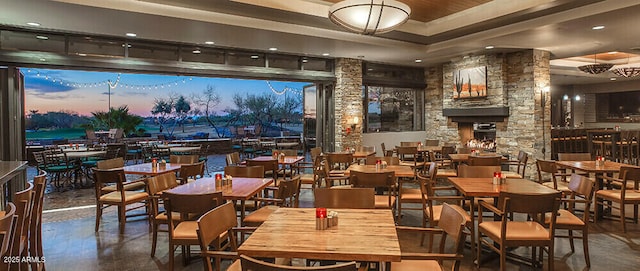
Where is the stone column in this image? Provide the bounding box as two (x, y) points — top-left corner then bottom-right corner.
(334, 58), (363, 151)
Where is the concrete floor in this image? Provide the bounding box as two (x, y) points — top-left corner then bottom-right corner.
(34, 155), (640, 271)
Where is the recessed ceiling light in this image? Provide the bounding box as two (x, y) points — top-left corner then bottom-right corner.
(204, 41), (215, 45)
(608, 51), (618, 54)
(39, 58), (46, 62)
(121, 43), (132, 48)
(592, 25), (605, 30)
(610, 77), (617, 81)
(125, 33), (137, 37)
(414, 59), (422, 63)
(302, 59), (308, 63)
(26, 22), (40, 27)
(77, 53), (87, 57)
(268, 47), (278, 51)
(322, 53), (330, 56)
(35, 35), (48, 40)
(485, 45), (495, 49)
(192, 49), (201, 54)
(250, 55), (260, 59)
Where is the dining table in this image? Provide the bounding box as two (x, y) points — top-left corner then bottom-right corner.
(168, 146), (200, 154)
(166, 177), (273, 223)
(555, 160), (640, 219)
(345, 164), (415, 178)
(121, 162), (181, 176)
(238, 208), (401, 264)
(447, 177), (559, 260)
(248, 155), (304, 176)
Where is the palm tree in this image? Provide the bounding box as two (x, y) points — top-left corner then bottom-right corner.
(91, 106), (143, 136)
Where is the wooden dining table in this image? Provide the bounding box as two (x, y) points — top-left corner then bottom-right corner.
(345, 164), (415, 178)
(555, 160), (640, 219)
(166, 177), (273, 223)
(121, 162), (181, 176)
(238, 208), (401, 264)
(248, 155), (304, 176)
(448, 177), (559, 259)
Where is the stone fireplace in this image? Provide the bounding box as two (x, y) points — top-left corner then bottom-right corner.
(424, 50), (551, 179)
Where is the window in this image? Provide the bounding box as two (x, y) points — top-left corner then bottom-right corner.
(364, 86), (424, 132)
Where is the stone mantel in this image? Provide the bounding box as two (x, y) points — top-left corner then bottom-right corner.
(443, 107), (510, 122)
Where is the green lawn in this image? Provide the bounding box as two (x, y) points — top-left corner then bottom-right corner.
(26, 128), (86, 140)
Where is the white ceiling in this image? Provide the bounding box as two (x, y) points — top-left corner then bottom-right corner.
(1, 0), (640, 85)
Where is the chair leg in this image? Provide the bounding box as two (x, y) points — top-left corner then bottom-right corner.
(621, 203), (627, 233)
(548, 244), (555, 271)
(151, 222), (158, 257)
(500, 246), (506, 271)
(169, 243), (175, 271)
(95, 205), (102, 232)
(118, 206), (126, 234)
(583, 229), (591, 267)
(568, 230), (575, 252)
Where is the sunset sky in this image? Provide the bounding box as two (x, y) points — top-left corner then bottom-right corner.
(23, 68), (311, 117)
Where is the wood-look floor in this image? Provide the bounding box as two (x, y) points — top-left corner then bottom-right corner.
(36, 159), (640, 271)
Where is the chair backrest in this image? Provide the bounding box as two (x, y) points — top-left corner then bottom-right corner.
(170, 154), (199, 164)
(467, 155), (502, 166)
(400, 141), (420, 147)
(104, 145), (122, 159)
(327, 153), (353, 170)
(11, 183), (34, 257)
(226, 152), (242, 166)
(275, 178), (300, 207)
(513, 150), (529, 176)
(436, 203), (468, 259)
(457, 164), (501, 178)
(498, 191), (561, 217)
(240, 255), (356, 271)
(96, 157), (125, 169)
(178, 161), (205, 182)
(380, 142), (389, 156)
(28, 172), (46, 258)
(619, 166), (640, 189)
(147, 172), (179, 196)
(441, 146), (456, 157)
(557, 152), (592, 161)
(164, 191), (224, 221)
(314, 188), (375, 209)
(197, 202), (239, 268)
(350, 170), (396, 189)
(365, 156), (400, 165)
(356, 146), (375, 152)
(310, 147), (323, 161)
(224, 165), (265, 178)
(85, 129), (97, 140)
(246, 159), (279, 177)
(424, 139), (439, 146)
(566, 174), (595, 220)
(0, 203), (16, 258)
(396, 146), (418, 162)
(536, 159), (560, 186)
(456, 147), (472, 154)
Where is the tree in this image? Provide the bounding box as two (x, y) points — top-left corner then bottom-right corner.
(151, 98), (173, 133)
(192, 85), (230, 137)
(91, 106), (142, 136)
(174, 95), (191, 133)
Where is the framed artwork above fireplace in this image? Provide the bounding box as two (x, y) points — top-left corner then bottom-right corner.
(453, 66), (487, 99)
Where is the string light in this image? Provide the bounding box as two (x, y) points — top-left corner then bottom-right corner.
(26, 69), (191, 90)
(266, 81), (302, 96)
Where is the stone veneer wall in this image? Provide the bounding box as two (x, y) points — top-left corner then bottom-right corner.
(425, 50), (550, 179)
(334, 58), (363, 151)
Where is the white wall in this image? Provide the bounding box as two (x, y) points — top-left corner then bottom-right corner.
(362, 131), (426, 156)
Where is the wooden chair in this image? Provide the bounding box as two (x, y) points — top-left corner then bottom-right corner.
(0, 203), (15, 271)
(546, 174), (595, 267)
(380, 142), (394, 157)
(326, 152), (354, 174)
(273, 149), (297, 156)
(196, 202), (248, 271)
(177, 161), (205, 184)
(392, 203), (467, 271)
(224, 166), (265, 178)
(502, 150), (529, 177)
(246, 159), (283, 184)
(397, 161), (431, 223)
(125, 143), (142, 163)
(477, 191), (562, 271)
(396, 146), (424, 169)
(170, 154), (199, 164)
(93, 168), (148, 234)
(9, 183), (33, 271)
(243, 177), (300, 227)
(424, 139), (440, 146)
(147, 172), (180, 257)
(300, 155), (324, 189)
(432, 146), (455, 168)
(400, 141), (420, 147)
(418, 166), (472, 251)
(467, 155), (502, 166)
(239, 255), (356, 271)
(595, 166), (640, 233)
(43, 148), (79, 189)
(322, 158), (350, 188)
(28, 172), (47, 271)
(557, 152), (592, 161)
(314, 188), (375, 209)
(96, 157), (146, 192)
(349, 170), (397, 219)
(536, 159), (571, 193)
(226, 152), (242, 166)
(164, 190), (224, 270)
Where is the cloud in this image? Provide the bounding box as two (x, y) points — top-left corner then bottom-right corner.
(25, 77), (75, 94)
